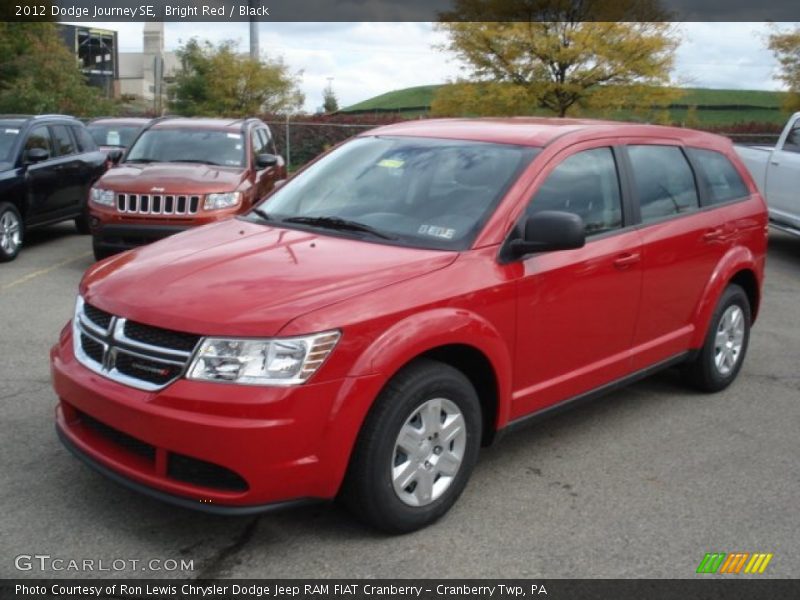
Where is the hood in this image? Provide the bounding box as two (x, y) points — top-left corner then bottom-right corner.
(97, 162), (247, 194)
(81, 219), (457, 336)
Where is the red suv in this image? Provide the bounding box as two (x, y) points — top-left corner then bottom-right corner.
(51, 118), (767, 532)
(88, 117), (284, 259)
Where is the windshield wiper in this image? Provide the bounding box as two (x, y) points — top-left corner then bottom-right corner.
(125, 158), (157, 163)
(281, 216), (396, 240)
(251, 207), (272, 221)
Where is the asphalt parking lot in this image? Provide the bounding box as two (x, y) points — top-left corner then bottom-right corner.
(1, 224), (798, 580)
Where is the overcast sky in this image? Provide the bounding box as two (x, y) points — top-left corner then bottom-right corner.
(72, 22), (789, 112)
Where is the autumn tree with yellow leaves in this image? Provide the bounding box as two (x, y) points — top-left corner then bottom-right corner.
(432, 0), (681, 118)
(768, 25), (800, 113)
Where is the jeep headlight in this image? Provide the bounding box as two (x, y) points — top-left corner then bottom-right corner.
(90, 187), (115, 207)
(187, 331), (340, 385)
(204, 192), (241, 210)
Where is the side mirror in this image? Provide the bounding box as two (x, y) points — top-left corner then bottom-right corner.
(25, 147), (50, 164)
(107, 148), (124, 165)
(255, 153), (279, 170)
(508, 210), (586, 258)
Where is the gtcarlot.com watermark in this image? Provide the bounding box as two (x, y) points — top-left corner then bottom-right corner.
(14, 554), (194, 573)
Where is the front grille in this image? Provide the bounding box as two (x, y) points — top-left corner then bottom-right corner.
(79, 411), (156, 462)
(83, 303), (113, 330)
(124, 321), (201, 353)
(74, 298), (199, 391)
(80, 333), (104, 364)
(168, 453), (249, 492)
(117, 193), (200, 216)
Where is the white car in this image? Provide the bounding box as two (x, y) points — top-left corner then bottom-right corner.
(735, 112), (800, 236)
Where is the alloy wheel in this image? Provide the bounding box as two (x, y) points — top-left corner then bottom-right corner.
(714, 305), (745, 376)
(0, 210), (21, 255)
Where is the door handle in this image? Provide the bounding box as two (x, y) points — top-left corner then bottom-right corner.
(613, 252), (641, 269)
(770, 160), (780, 167)
(703, 228), (725, 242)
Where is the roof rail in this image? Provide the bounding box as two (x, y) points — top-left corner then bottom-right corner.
(34, 114), (79, 120)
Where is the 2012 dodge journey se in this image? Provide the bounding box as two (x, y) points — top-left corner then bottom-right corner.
(51, 118), (767, 532)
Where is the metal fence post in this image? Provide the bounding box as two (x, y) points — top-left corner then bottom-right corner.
(285, 113), (291, 170)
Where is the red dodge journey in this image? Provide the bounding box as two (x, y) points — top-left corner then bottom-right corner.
(51, 118), (767, 532)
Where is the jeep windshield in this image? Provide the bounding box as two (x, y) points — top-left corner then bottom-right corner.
(125, 128), (246, 168)
(87, 124), (141, 148)
(251, 136), (539, 251)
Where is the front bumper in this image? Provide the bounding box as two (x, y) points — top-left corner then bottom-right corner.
(91, 223), (191, 252)
(51, 326), (384, 511)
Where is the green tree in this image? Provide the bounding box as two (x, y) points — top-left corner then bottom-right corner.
(768, 25), (800, 113)
(170, 39), (304, 117)
(322, 83), (339, 113)
(433, 0), (680, 118)
(0, 23), (113, 116)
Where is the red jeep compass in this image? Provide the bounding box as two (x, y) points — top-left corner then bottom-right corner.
(88, 117), (284, 259)
(51, 118), (767, 532)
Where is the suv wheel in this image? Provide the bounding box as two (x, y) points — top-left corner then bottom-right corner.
(684, 284), (751, 392)
(92, 239), (114, 261)
(75, 210), (91, 235)
(341, 359), (482, 533)
(0, 202), (23, 262)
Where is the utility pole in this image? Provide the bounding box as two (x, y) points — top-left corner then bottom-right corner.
(249, 0), (260, 60)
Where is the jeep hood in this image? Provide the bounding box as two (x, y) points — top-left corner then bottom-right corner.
(81, 219), (457, 336)
(98, 162), (246, 194)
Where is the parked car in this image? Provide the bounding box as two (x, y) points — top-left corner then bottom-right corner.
(86, 117), (150, 156)
(52, 118), (767, 532)
(88, 116), (285, 260)
(735, 112), (800, 236)
(0, 114), (107, 262)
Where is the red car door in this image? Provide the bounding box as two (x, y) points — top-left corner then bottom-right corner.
(622, 144), (737, 370)
(511, 145), (643, 419)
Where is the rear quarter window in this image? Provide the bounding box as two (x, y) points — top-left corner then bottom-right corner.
(687, 148), (749, 205)
(627, 145), (699, 224)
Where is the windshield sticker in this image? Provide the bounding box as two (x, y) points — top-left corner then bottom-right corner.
(5, 128), (20, 134)
(377, 158), (404, 169)
(227, 133), (242, 140)
(106, 131), (121, 146)
(418, 225), (456, 240)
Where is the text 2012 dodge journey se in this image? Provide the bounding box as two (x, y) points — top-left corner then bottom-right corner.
(51, 118), (767, 532)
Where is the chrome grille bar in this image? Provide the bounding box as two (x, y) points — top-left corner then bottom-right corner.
(116, 193), (201, 216)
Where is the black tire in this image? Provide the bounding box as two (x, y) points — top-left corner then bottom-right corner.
(75, 210), (91, 235)
(683, 284), (751, 393)
(341, 359), (482, 533)
(0, 202), (23, 262)
(92, 238), (115, 261)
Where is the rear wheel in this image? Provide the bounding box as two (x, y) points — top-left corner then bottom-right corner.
(683, 284), (751, 392)
(341, 359), (482, 533)
(0, 202), (23, 262)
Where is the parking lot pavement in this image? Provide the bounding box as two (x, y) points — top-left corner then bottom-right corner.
(1, 226), (798, 580)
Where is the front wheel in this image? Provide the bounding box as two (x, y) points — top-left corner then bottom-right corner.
(683, 284), (751, 392)
(0, 202), (23, 262)
(341, 359), (482, 533)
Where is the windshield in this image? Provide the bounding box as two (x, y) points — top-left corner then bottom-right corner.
(253, 136), (539, 250)
(0, 122), (21, 162)
(125, 128), (245, 167)
(87, 124), (142, 148)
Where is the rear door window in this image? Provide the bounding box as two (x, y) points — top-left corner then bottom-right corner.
(627, 145), (699, 223)
(24, 126), (53, 156)
(527, 147), (623, 236)
(687, 148), (749, 205)
(50, 125), (76, 157)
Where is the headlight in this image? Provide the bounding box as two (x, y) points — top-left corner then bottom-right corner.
(187, 331), (340, 385)
(90, 187), (115, 207)
(204, 192), (241, 210)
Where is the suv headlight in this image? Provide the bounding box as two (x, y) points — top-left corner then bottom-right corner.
(187, 331), (340, 385)
(204, 192), (241, 210)
(90, 187), (115, 207)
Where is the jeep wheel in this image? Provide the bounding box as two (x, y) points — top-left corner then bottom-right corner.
(0, 202), (23, 262)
